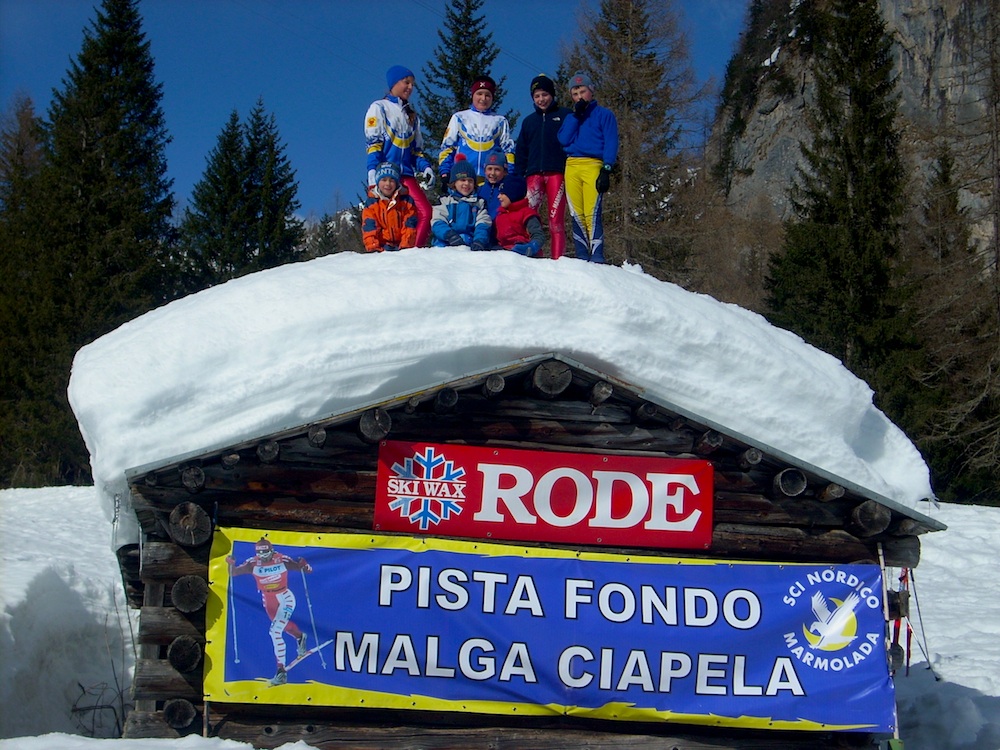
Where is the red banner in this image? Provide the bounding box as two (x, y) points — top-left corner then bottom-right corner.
(374, 441), (713, 549)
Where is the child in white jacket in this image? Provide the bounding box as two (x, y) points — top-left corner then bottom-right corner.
(438, 75), (515, 185)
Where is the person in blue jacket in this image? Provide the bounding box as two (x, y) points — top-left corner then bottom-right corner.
(476, 149), (507, 246)
(431, 155), (492, 250)
(557, 71), (619, 263)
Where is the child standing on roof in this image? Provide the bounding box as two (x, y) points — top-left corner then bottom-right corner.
(431, 155), (492, 250)
(438, 75), (515, 185)
(493, 173), (545, 257)
(365, 65), (435, 246)
(361, 162), (418, 253)
(514, 74), (571, 259)
(557, 71), (619, 263)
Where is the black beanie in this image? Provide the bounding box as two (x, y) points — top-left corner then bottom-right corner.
(499, 174), (528, 203)
(530, 74), (556, 97)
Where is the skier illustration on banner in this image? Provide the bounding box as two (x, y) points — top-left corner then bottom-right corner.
(226, 537), (318, 686)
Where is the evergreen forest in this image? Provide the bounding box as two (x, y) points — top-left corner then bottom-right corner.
(1, 0), (997, 505)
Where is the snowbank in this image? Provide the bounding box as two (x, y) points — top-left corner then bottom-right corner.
(68, 250), (932, 546)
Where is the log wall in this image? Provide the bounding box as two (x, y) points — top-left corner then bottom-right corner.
(120, 358), (924, 749)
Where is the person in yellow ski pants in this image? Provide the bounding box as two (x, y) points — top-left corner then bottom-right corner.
(557, 71), (618, 263)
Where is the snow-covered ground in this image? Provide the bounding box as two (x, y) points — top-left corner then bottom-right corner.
(0, 487), (997, 748)
(3, 251), (995, 747)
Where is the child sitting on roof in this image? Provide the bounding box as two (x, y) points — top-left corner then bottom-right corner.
(361, 162), (419, 252)
(477, 149), (507, 247)
(431, 155), (492, 250)
(493, 174), (544, 257)
(477, 149), (507, 217)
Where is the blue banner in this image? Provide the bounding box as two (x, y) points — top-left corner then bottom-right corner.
(205, 528), (896, 733)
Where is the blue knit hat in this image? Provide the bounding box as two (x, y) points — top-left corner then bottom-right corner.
(569, 71), (594, 92)
(499, 174), (527, 203)
(375, 162), (400, 185)
(450, 154), (477, 184)
(386, 65), (414, 89)
(484, 150), (507, 171)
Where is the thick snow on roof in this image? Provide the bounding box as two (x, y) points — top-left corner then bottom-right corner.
(68, 249), (933, 545)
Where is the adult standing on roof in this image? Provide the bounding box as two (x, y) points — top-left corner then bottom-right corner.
(557, 71), (618, 263)
(365, 65), (436, 246)
(514, 74), (571, 259)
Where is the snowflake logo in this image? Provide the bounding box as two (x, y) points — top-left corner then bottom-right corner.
(387, 446), (467, 530)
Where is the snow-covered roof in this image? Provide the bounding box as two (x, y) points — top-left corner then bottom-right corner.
(68, 249), (936, 545)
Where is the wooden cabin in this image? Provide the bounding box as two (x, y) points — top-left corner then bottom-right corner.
(118, 353), (941, 749)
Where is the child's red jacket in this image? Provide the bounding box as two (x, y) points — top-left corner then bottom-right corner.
(494, 198), (543, 249)
(362, 186), (419, 251)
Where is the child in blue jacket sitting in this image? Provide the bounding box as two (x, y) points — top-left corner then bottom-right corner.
(431, 155), (492, 250)
(476, 149), (507, 246)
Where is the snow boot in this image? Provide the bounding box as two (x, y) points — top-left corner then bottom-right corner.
(296, 632), (308, 659)
(589, 241), (605, 264)
(268, 667), (287, 686)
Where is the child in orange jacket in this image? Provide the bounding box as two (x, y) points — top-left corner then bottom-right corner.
(362, 162), (419, 252)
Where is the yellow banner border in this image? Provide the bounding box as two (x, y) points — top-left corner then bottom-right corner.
(203, 527), (877, 732)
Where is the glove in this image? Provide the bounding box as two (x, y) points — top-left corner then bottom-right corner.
(444, 230), (464, 247)
(299, 557), (312, 573)
(470, 241), (486, 252)
(574, 99), (590, 120)
(596, 164), (612, 193)
(367, 169), (376, 189)
(439, 173), (449, 187)
(420, 167), (436, 190)
(512, 241), (540, 257)
(382, 244), (399, 252)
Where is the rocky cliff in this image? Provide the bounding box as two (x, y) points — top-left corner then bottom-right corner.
(711, 0), (992, 225)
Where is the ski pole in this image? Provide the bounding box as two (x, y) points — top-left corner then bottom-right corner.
(229, 556), (240, 664)
(300, 568), (326, 668)
(909, 569), (939, 681)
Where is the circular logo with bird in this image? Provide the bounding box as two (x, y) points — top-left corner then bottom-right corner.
(802, 591), (860, 651)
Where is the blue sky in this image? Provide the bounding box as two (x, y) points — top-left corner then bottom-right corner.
(0, 0), (747, 218)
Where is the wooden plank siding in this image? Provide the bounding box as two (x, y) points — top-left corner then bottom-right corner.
(120, 357), (921, 748)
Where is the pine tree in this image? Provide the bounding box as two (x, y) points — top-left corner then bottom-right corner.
(903, 147), (1000, 502)
(0, 95), (43, 215)
(176, 110), (247, 293)
(301, 213), (340, 259)
(43, 0), (176, 330)
(243, 99), (304, 273)
(562, 0), (702, 275)
(0, 95), (44, 307)
(904, 0), (1000, 504)
(2, 0), (175, 485)
(419, 0), (511, 149)
(177, 101), (303, 294)
(766, 0), (906, 380)
(0, 96), (48, 486)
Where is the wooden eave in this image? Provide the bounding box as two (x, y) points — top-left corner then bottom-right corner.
(124, 352), (943, 533)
